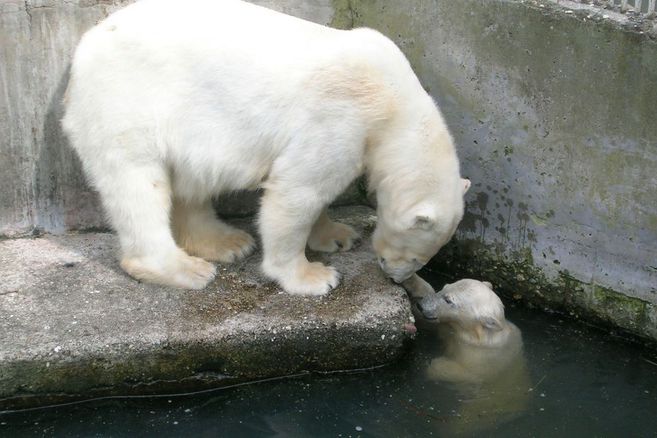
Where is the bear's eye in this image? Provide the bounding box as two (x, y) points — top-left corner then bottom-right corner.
(443, 295), (454, 305)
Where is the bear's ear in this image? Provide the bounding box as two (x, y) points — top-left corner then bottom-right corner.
(479, 316), (503, 332)
(482, 281), (493, 289)
(406, 203), (436, 231)
(413, 215), (434, 231)
(461, 178), (471, 194)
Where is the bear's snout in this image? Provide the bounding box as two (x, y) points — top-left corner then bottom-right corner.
(415, 295), (441, 321)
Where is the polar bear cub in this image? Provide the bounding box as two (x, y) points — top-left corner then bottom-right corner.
(413, 279), (527, 385)
(412, 279), (530, 433)
(62, 0), (469, 294)
(415, 279), (518, 354)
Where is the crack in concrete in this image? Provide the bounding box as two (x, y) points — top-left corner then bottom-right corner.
(23, 0), (32, 34)
(346, 0), (355, 28)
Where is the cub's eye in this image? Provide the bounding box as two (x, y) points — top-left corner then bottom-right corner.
(443, 295), (454, 305)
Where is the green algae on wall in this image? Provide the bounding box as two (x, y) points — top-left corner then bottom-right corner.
(429, 238), (657, 343)
(330, 0), (354, 29)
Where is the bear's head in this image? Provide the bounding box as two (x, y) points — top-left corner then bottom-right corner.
(416, 279), (505, 335)
(372, 178), (470, 283)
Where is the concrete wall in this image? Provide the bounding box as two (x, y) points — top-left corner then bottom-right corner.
(0, 0), (342, 237)
(1, 0), (129, 236)
(2, 0), (656, 340)
(346, 0), (657, 340)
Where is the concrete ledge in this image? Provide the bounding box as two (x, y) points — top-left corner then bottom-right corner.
(0, 206), (415, 410)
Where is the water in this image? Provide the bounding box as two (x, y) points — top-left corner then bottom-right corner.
(2, 275), (657, 437)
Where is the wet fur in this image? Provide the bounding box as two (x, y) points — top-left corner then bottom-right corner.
(421, 280), (532, 434)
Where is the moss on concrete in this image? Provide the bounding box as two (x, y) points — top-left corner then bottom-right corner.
(428, 237), (657, 344)
(329, 0), (353, 29)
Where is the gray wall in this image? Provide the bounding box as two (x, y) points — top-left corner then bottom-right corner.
(0, 0), (129, 236)
(347, 0), (657, 339)
(0, 0), (340, 237)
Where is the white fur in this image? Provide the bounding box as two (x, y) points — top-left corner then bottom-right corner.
(424, 279), (531, 434)
(62, 0), (467, 294)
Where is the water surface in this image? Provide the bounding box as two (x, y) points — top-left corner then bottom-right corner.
(2, 274), (657, 437)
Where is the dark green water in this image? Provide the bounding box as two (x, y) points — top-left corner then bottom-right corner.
(2, 277), (657, 437)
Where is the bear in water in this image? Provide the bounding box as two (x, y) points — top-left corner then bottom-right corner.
(409, 279), (532, 434)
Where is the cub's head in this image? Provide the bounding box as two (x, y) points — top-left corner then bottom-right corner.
(416, 279), (505, 333)
(372, 178), (470, 283)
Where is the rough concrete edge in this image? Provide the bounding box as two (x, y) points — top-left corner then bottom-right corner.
(516, 0), (657, 37)
(551, 0), (657, 21)
(0, 318), (413, 411)
(0, 206), (412, 411)
(427, 238), (657, 347)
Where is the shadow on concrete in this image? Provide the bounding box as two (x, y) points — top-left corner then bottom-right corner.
(37, 65), (107, 235)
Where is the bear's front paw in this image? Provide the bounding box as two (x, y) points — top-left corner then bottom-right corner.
(265, 260), (340, 296)
(308, 221), (360, 253)
(121, 250), (216, 290)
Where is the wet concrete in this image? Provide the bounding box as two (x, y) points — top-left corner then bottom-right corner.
(0, 206), (415, 410)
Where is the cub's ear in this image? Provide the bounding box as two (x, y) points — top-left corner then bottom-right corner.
(482, 281), (493, 289)
(461, 178), (471, 194)
(479, 316), (503, 331)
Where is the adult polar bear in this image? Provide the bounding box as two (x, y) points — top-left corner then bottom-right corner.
(63, 0), (470, 295)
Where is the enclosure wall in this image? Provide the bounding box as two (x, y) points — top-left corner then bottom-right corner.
(345, 0), (657, 339)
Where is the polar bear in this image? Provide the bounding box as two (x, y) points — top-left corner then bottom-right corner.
(411, 279), (531, 434)
(62, 0), (469, 295)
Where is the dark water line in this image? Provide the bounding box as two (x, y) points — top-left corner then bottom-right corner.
(0, 364), (391, 416)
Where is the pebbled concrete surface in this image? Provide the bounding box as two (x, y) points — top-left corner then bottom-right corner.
(0, 206), (415, 410)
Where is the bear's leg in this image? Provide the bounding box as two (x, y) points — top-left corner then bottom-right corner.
(427, 357), (471, 383)
(307, 209), (360, 253)
(259, 190), (340, 296)
(402, 273), (436, 299)
(172, 199), (255, 263)
(94, 158), (216, 289)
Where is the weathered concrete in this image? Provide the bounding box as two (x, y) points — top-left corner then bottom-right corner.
(0, 0), (130, 237)
(0, 206), (415, 410)
(0, 0), (352, 237)
(348, 0), (657, 341)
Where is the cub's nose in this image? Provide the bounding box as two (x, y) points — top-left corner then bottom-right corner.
(415, 296), (439, 320)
